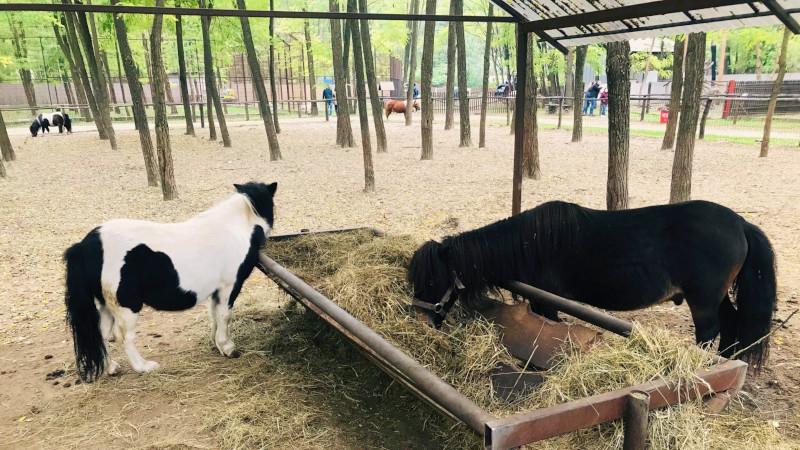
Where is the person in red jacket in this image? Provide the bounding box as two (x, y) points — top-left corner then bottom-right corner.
(599, 88), (609, 116)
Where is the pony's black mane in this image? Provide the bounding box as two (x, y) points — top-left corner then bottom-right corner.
(443, 201), (583, 294)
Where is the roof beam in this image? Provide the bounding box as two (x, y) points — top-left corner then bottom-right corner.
(762, 0), (800, 34)
(522, 0), (750, 32)
(490, 0), (568, 53)
(0, 3), (517, 23)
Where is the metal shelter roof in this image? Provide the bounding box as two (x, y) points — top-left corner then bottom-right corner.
(492, 0), (800, 49)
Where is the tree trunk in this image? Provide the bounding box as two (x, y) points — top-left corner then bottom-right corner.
(200, 0), (231, 147)
(303, 15), (319, 116)
(357, 0), (387, 153)
(760, 26), (791, 158)
(443, 0), (457, 130)
(661, 36), (685, 150)
(718, 31), (727, 81)
(343, 20), (352, 88)
(419, 0), (437, 160)
(0, 108), (15, 163)
(52, 21), (90, 119)
(142, 34), (155, 100)
(9, 18), (37, 114)
(606, 41), (631, 211)
(62, 9), (108, 142)
(73, 3), (117, 150)
(564, 47), (574, 99)
(100, 50), (120, 114)
(523, 34), (539, 179)
(150, 1), (178, 200)
(237, 0), (281, 161)
(347, 0), (374, 192)
(60, 62), (76, 106)
(698, 98), (712, 140)
(755, 41), (762, 81)
(175, 7), (195, 136)
(329, 0), (354, 147)
(669, 32), (706, 204)
(571, 45), (586, 142)
(112, 0), (159, 187)
(404, 0), (420, 126)
(454, 0), (471, 146)
(269, 0), (280, 132)
(401, 0), (412, 97)
(479, 6), (493, 148)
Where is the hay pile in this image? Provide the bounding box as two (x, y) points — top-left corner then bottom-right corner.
(264, 230), (788, 449)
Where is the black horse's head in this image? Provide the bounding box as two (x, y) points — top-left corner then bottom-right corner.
(408, 240), (460, 328)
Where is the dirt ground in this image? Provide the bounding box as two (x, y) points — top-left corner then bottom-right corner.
(1, 115), (799, 449)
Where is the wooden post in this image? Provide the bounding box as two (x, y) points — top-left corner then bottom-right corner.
(511, 25), (527, 216)
(623, 391), (650, 450)
(325, 100), (330, 121)
(645, 82), (652, 114)
(698, 98), (713, 140)
(199, 102), (204, 128)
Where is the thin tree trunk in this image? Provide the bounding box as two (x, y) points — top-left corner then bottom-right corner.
(760, 26), (791, 158)
(755, 41), (762, 81)
(101, 50), (120, 114)
(52, 20), (90, 119)
(564, 47), (574, 99)
(269, 0), (280, 132)
(606, 40), (631, 210)
(330, 0), (354, 147)
(404, 0), (420, 126)
(9, 18), (37, 114)
(0, 108), (15, 163)
(150, 1), (178, 200)
(698, 98), (712, 139)
(522, 34), (539, 179)
(62, 8), (108, 142)
(662, 36), (685, 150)
(454, 0), (471, 146)
(142, 34), (155, 101)
(303, 14), (318, 116)
(419, 0), (437, 160)
(60, 63), (76, 106)
(347, 0), (374, 192)
(444, 0), (457, 130)
(401, 0), (412, 98)
(718, 31), (728, 81)
(112, 0), (159, 186)
(670, 32), (706, 204)
(357, 0), (387, 153)
(571, 45), (586, 142)
(479, 6), (493, 148)
(200, 0), (231, 147)
(237, 0), (281, 161)
(175, 6), (195, 136)
(73, 3), (117, 149)
(343, 20), (352, 88)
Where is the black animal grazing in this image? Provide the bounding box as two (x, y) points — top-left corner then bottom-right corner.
(409, 200), (777, 370)
(51, 112), (72, 133)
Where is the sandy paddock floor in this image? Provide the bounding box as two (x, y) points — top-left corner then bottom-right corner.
(1, 116), (799, 448)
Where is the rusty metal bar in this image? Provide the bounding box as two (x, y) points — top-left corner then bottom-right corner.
(257, 254), (495, 435)
(503, 280), (634, 337)
(484, 359), (747, 449)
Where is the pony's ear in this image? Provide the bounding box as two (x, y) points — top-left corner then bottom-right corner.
(233, 183), (244, 192)
(267, 182), (278, 195)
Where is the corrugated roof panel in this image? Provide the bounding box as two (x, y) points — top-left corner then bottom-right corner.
(492, 0), (799, 46)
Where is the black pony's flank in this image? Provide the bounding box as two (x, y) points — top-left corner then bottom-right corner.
(64, 229), (106, 382)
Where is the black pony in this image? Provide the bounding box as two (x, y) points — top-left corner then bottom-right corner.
(409, 200), (777, 369)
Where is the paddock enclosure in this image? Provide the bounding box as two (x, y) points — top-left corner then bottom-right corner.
(1, 119), (799, 448)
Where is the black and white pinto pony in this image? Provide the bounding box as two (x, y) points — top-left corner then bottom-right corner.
(64, 182), (277, 381)
(30, 111), (72, 137)
(409, 200), (777, 370)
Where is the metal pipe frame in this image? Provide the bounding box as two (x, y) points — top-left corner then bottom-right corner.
(510, 24), (527, 216)
(258, 229), (749, 450)
(502, 280), (634, 337)
(0, 3), (516, 23)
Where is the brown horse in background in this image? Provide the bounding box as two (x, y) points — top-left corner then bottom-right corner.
(384, 99), (420, 118)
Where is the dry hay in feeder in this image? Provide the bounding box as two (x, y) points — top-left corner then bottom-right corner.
(258, 231), (791, 449)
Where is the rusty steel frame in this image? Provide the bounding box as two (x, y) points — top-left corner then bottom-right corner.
(259, 229), (749, 450)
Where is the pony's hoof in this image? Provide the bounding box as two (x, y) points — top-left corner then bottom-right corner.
(107, 360), (120, 375)
(136, 360), (160, 373)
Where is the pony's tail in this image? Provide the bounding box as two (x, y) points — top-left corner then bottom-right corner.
(734, 222), (777, 371)
(64, 240), (106, 382)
